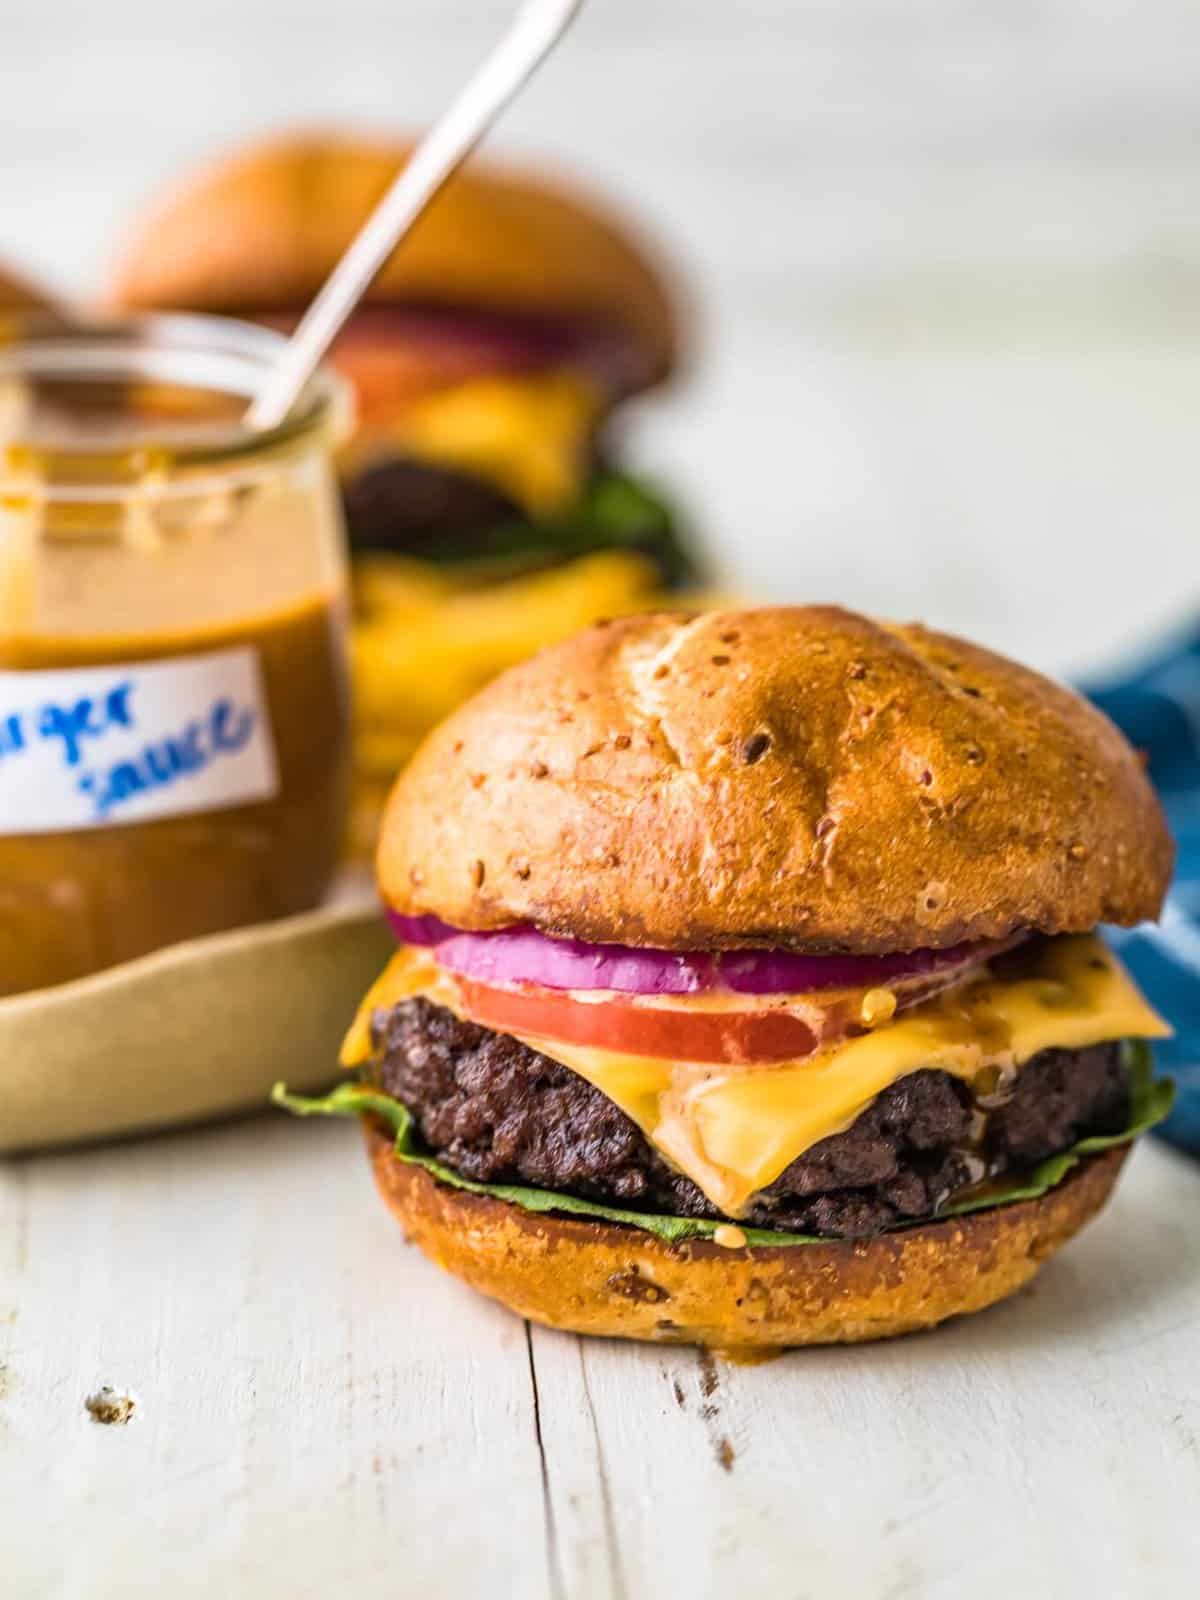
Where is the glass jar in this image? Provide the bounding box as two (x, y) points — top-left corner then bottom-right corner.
(0, 314), (353, 997)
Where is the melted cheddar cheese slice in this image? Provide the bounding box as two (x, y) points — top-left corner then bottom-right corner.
(344, 934), (1170, 1218)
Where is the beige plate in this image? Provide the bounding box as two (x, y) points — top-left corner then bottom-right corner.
(0, 901), (393, 1153)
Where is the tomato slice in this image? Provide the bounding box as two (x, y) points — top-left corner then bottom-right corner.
(362, 944), (982, 1067)
(451, 975), (862, 1064)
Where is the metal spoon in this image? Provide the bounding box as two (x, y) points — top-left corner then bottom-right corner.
(246, 0), (585, 431)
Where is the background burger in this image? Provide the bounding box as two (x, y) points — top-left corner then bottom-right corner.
(281, 606), (1175, 1349)
(110, 130), (695, 580)
(110, 131), (705, 849)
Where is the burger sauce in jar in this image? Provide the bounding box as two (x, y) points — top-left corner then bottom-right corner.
(0, 315), (353, 996)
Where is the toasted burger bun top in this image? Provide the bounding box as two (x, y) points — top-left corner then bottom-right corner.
(110, 132), (679, 388)
(378, 606), (1173, 954)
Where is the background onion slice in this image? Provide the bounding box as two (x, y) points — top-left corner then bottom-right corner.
(386, 908), (1015, 996)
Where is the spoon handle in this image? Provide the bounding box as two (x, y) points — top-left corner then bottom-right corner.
(247, 0), (585, 431)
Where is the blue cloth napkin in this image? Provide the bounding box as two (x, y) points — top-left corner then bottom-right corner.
(1086, 626), (1200, 1156)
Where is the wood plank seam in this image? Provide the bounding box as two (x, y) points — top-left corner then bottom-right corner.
(525, 1319), (566, 1600)
(576, 1339), (629, 1600)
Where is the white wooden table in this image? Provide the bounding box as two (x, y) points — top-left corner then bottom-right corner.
(3, 1114), (1198, 1598)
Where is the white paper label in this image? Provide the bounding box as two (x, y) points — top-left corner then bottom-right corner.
(0, 648), (279, 834)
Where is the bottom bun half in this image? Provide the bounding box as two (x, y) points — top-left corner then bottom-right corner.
(364, 1123), (1127, 1350)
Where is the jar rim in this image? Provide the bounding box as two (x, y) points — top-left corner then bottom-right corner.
(0, 311), (351, 494)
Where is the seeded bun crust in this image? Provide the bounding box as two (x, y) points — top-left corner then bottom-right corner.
(365, 1123), (1127, 1347)
(378, 607), (1173, 954)
(109, 132), (679, 387)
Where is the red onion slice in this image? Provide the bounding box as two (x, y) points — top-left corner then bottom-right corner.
(435, 929), (717, 994)
(386, 910), (461, 947)
(711, 943), (1001, 995)
(386, 908), (1013, 996)
(264, 303), (650, 398)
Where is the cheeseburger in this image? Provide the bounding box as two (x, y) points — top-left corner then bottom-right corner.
(110, 132), (695, 582)
(279, 607), (1174, 1348)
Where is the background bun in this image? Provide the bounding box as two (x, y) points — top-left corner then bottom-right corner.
(0, 261), (51, 312)
(378, 607), (1173, 952)
(110, 131), (680, 386)
(366, 1125), (1128, 1347)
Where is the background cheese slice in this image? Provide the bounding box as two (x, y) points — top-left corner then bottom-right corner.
(365, 371), (600, 514)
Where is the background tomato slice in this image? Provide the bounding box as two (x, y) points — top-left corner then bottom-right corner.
(453, 977), (847, 1064)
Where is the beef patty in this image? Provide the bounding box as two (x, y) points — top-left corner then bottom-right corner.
(369, 997), (1131, 1238)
